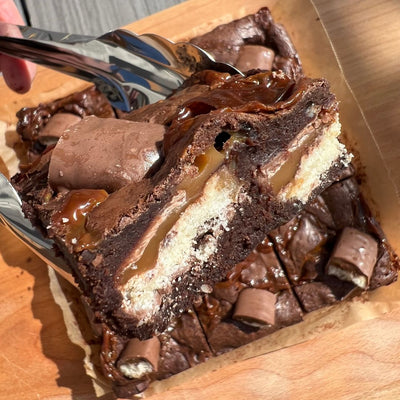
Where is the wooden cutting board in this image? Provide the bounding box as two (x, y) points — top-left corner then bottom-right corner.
(1, 1), (399, 399)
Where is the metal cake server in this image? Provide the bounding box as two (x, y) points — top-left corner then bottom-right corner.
(0, 172), (77, 286)
(0, 23), (242, 111)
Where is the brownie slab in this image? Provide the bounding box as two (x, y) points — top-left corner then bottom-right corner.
(13, 68), (350, 339)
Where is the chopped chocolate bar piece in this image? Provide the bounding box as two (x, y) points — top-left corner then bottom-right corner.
(235, 45), (275, 72)
(38, 113), (82, 145)
(233, 288), (277, 326)
(13, 69), (349, 339)
(49, 116), (164, 192)
(16, 86), (115, 161)
(326, 227), (378, 289)
(190, 7), (302, 79)
(269, 212), (333, 284)
(117, 336), (160, 379)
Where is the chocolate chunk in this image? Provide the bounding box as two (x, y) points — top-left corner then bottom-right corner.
(48, 116), (165, 192)
(269, 213), (331, 284)
(321, 177), (363, 230)
(16, 86), (114, 160)
(235, 45), (275, 72)
(233, 288), (277, 326)
(275, 290), (303, 326)
(213, 280), (244, 304)
(117, 336), (160, 379)
(38, 112), (82, 145)
(326, 227), (378, 289)
(239, 240), (289, 292)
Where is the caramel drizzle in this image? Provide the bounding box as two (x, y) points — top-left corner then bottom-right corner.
(50, 189), (108, 252)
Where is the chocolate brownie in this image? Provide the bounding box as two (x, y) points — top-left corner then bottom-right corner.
(12, 68), (350, 339)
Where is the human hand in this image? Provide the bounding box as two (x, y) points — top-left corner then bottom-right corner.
(0, 0), (36, 93)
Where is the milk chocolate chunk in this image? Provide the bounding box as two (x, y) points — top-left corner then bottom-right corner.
(239, 240), (289, 291)
(326, 227), (378, 289)
(233, 288), (277, 326)
(48, 116), (165, 192)
(320, 177), (362, 230)
(117, 336), (160, 379)
(16, 86), (114, 160)
(38, 112), (82, 145)
(269, 213), (331, 284)
(235, 45), (275, 72)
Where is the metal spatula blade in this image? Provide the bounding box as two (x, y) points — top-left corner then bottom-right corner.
(0, 23), (242, 111)
(0, 173), (76, 287)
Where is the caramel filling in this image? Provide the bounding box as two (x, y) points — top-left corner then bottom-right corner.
(119, 143), (227, 284)
(50, 189), (108, 251)
(269, 130), (320, 194)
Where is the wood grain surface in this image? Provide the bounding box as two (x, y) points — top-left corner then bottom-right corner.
(1, 1), (399, 399)
(22, 0), (187, 35)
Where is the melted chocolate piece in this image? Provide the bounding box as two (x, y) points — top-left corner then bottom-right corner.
(235, 45), (275, 72)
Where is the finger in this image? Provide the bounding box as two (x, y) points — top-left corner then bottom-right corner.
(0, 53), (36, 93)
(0, 0), (24, 24)
(0, 0), (36, 92)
